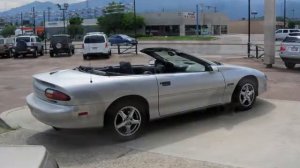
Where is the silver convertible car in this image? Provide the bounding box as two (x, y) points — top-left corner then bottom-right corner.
(27, 48), (267, 140)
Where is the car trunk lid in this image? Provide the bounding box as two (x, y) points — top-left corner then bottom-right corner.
(32, 69), (108, 105)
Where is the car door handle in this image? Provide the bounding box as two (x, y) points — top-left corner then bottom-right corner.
(160, 81), (171, 86)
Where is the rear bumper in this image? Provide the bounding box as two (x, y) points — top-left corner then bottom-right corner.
(50, 48), (72, 54)
(26, 93), (103, 129)
(279, 54), (300, 63)
(13, 48), (36, 54)
(83, 52), (109, 56)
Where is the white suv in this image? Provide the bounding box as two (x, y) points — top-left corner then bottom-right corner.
(13, 35), (44, 58)
(275, 29), (300, 41)
(82, 33), (111, 60)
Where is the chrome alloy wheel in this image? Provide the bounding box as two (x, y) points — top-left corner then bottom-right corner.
(239, 83), (255, 107)
(114, 106), (141, 137)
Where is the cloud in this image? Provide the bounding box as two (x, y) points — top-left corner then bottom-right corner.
(0, 0), (85, 12)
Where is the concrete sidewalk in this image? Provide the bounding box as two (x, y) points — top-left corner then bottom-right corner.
(1, 98), (300, 168)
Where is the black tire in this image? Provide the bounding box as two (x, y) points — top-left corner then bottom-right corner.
(232, 78), (257, 111)
(50, 52), (54, 57)
(105, 99), (147, 141)
(72, 49), (75, 55)
(68, 50), (72, 56)
(40, 48), (44, 56)
(13, 53), (19, 59)
(285, 62), (295, 69)
(83, 55), (88, 60)
(33, 49), (38, 58)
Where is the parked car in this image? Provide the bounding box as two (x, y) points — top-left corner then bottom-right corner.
(275, 29), (300, 41)
(109, 34), (138, 46)
(12, 35), (44, 58)
(0, 145), (59, 168)
(0, 38), (13, 58)
(279, 35), (300, 69)
(82, 32), (111, 60)
(50, 34), (74, 57)
(26, 47), (267, 141)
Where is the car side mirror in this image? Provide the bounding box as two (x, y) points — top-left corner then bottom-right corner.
(208, 65), (219, 72)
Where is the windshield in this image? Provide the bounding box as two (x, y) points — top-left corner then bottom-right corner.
(0, 39), (4, 44)
(16, 37), (30, 43)
(153, 50), (216, 72)
(283, 37), (300, 43)
(119, 35), (131, 39)
(84, 36), (105, 43)
(51, 36), (68, 43)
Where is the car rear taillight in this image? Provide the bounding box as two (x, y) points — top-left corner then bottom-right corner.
(105, 42), (108, 48)
(82, 44), (84, 49)
(280, 44), (286, 52)
(3, 45), (8, 49)
(45, 89), (71, 101)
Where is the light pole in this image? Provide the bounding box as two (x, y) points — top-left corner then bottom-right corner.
(284, 0), (286, 28)
(57, 3), (69, 34)
(133, 0), (137, 54)
(248, 0), (251, 57)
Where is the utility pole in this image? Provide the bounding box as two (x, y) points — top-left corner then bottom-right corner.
(134, 0), (137, 54)
(284, 0), (286, 28)
(21, 12), (23, 35)
(292, 9), (295, 20)
(248, 0), (251, 57)
(33, 7), (36, 35)
(43, 11), (47, 54)
(57, 3), (69, 34)
(47, 7), (51, 21)
(196, 4), (199, 36)
(264, 0), (276, 68)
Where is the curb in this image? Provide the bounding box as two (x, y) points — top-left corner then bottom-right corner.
(0, 106), (28, 129)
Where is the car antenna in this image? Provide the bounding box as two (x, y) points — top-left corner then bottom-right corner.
(89, 59), (93, 84)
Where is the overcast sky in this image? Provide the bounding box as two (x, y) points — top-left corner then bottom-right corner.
(0, 0), (85, 11)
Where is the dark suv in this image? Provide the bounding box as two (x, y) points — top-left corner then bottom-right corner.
(50, 35), (75, 57)
(13, 35), (44, 58)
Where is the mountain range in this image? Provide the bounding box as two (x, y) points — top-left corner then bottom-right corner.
(0, 0), (300, 20)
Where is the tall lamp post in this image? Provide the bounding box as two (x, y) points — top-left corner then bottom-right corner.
(57, 3), (69, 34)
(133, 0), (137, 54)
(284, 0), (286, 28)
(248, 0), (251, 57)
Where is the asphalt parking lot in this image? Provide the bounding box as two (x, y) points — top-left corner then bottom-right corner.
(1, 42), (300, 168)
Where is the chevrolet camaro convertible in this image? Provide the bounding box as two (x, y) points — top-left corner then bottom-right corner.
(27, 48), (267, 140)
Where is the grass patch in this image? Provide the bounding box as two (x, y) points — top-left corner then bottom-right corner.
(138, 35), (216, 41)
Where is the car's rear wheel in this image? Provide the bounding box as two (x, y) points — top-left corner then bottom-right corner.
(232, 78), (257, 111)
(106, 100), (147, 141)
(284, 62), (295, 69)
(13, 54), (19, 59)
(50, 52), (54, 57)
(68, 50), (72, 56)
(33, 49), (38, 58)
(83, 55), (89, 60)
(40, 48), (44, 56)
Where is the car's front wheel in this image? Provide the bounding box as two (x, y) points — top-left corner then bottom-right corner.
(284, 62), (295, 69)
(106, 100), (147, 141)
(233, 78), (257, 111)
(33, 49), (38, 58)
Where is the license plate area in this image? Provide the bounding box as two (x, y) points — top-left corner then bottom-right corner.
(289, 46), (299, 52)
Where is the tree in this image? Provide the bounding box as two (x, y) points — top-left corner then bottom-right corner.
(0, 25), (16, 37)
(67, 17), (84, 38)
(122, 12), (145, 31)
(288, 21), (296, 29)
(97, 2), (145, 35)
